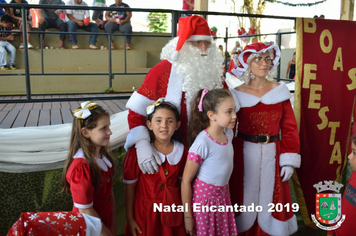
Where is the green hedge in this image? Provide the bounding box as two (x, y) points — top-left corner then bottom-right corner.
(0, 147), (127, 236)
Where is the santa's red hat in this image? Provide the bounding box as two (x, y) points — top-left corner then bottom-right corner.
(232, 42), (280, 77)
(171, 15), (212, 61)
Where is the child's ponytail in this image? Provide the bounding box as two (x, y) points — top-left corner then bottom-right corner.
(188, 89), (232, 147)
(188, 89), (210, 147)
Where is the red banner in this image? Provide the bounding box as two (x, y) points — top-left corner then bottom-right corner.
(293, 18), (356, 227)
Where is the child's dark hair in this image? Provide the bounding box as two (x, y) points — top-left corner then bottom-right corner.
(146, 101), (181, 143)
(188, 89), (232, 147)
(1, 15), (13, 23)
(62, 103), (114, 193)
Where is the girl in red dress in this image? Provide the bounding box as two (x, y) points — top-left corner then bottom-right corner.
(123, 98), (187, 236)
(62, 101), (116, 236)
(8, 101), (114, 236)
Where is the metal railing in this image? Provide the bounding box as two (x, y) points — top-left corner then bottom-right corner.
(0, 3), (296, 103)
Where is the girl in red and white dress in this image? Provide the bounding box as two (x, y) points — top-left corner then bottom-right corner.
(181, 89), (238, 236)
(62, 101), (116, 236)
(123, 99), (187, 236)
(229, 43), (301, 236)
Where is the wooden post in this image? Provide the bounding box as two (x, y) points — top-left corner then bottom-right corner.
(340, 0), (354, 20)
(194, 0), (208, 12)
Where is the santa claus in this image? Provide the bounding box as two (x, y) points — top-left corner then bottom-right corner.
(124, 15), (224, 174)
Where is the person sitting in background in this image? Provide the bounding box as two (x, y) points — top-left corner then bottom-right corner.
(65, 0), (98, 49)
(0, 14), (16, 70)
(182, 0), (194, 17)
(92, 0), (106, 25)
(9, 0), (33, 49)
(38, 0), (67, 49)
(0, 0), (8, 17)
(104, 0), (132, 50)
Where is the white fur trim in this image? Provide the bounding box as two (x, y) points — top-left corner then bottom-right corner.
(123, 178), (138, 184)
(230, 82), (291, 108)
(258, 199), (298, 236)
(236, 141), (298, 235)
(235, 141), (262, 232)
(226, 72), (244, 89)
(126, 91), (155, 116)
(231, 66), (246, 77)
(262, 82), (291, 104)
(82, 213), (102, 236)
(124, 126), (150, 151)
(279, 153), (301, 168)
(165, 65), (183, 114)
(74, 202), (93, 209)
(171, 50), (179, 61)
(228, 87), (241, 113)
(187, 35), (213, 42)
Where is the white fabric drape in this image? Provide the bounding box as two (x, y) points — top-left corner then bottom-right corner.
(0, 110), (129, 173)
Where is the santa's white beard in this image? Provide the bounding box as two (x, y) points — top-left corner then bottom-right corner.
(173, 42), (224, 110)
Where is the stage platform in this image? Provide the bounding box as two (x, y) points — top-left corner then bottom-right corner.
(0, 94), (129, 129)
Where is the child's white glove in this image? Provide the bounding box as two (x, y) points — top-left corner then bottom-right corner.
(280, 166), (294, 182)
(135, 140), (162, 174)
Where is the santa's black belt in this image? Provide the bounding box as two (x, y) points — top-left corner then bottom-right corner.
(237, 132), (279, 144)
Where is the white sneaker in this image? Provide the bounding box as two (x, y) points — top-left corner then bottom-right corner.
(19, 43), (24, 49)
(27, 42), (33, 49)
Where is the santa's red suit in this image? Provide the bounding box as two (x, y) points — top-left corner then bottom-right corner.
(229, 83), (300, 236)
(125, 16), (224, 150)
(125, 59), (190, 148)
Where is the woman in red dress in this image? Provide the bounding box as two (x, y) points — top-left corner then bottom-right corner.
(229, 43), (301, 236)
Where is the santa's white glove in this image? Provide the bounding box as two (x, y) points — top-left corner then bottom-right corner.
(280, 166), (294, 182)
(135, 140), (162, 174)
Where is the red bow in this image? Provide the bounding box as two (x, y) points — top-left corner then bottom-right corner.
(248, 28), (256, 35)
(238, 27), (247, 36)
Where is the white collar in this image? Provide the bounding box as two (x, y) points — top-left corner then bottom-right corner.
(73, 149), (112, 172)
(230, 82), (291, 108)
(94, 156), (112, 172)
(152, 140), (184, 165)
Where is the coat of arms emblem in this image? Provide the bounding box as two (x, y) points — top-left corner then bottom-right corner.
(311, 181), (346, 230)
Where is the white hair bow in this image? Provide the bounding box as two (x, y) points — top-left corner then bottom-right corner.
(146, 98), (165, 115)
(73, 101), (98, 119)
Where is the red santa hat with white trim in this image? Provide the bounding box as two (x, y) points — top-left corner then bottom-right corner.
(171, 15), (212, 61)
(231, 42), (280, 77)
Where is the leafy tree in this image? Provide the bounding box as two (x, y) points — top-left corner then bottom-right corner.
(147, 12), (168, 33)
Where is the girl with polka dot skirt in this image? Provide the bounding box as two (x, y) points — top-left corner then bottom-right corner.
(123, 99), (187, 236)
(181, 89), (239, 236)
